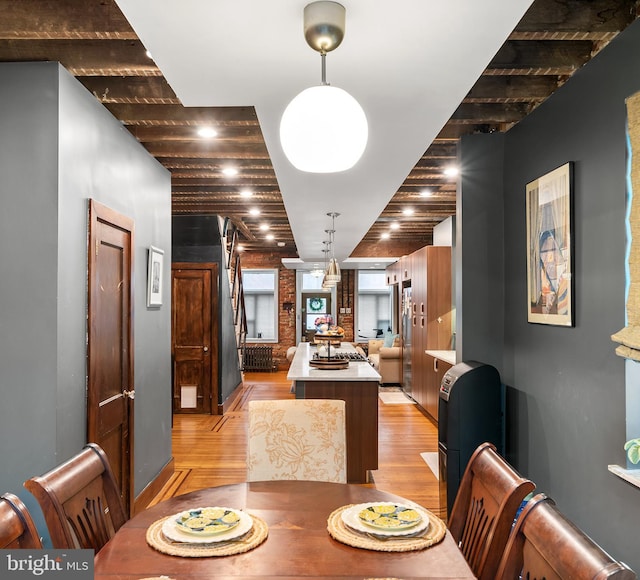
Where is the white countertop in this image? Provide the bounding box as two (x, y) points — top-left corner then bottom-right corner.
(425, 350), (457, 366)
(287, 342), (381, 382)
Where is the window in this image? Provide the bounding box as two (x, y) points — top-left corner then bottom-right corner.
(356, 270), (391, 340)
(244, 269), (278, 341)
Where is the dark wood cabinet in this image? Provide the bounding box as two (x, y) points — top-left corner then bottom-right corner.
(386, 260), (400, 286)
(388, 246), (452, 420)
(424, 354), (452, 421)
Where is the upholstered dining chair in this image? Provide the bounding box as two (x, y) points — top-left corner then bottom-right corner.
(247, 399), (347, 483)
(24, 442), (127, 551)
(496, 493), (636, 579)
(0, 492), (42, 549)
(448, 441), (536, 580)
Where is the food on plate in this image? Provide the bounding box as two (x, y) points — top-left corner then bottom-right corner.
(357, 504), (423, 530)
(175, 507), (242, 535)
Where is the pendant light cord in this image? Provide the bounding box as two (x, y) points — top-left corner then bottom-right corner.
(321, 51), (329, 86)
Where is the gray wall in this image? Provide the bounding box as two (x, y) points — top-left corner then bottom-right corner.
(0, 62), (172, 545)
(458, 19), (640, 571)
(457, 133), (505, 371)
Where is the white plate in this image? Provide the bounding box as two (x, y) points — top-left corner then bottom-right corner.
(161, 507), (253, 544)
(341, 502), (430, 537)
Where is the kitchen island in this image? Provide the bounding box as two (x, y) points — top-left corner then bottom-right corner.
(287, 342), (381, 483)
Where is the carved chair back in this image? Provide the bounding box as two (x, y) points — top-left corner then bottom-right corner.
(0, 492), (42, 549)
(496, 493), (636, 580)
(448, 442), (536, 580)
(24, 443), (127, 551)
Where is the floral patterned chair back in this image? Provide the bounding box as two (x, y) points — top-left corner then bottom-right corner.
(247, 399), (347, 483)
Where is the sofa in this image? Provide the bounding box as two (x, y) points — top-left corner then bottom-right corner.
(365, 337), (402, 385)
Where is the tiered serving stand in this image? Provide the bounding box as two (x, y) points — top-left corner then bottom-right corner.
(309, 334), (349, 370)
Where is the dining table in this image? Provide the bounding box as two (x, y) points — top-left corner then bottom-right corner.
(93, 480), (475, 579)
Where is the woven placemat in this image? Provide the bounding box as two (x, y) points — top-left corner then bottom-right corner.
(146, 514), (268, 557)
(327, 505), (446, 552)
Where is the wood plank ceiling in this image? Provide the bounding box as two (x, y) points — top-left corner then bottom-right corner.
(0, 0), (637, 257)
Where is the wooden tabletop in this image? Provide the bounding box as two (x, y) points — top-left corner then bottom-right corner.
(94, 480), (475, 579)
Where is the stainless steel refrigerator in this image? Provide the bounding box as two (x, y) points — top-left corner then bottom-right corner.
(401, 284), (412, 395)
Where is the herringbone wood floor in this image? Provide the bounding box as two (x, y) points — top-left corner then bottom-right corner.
(152, 371), (444, 519)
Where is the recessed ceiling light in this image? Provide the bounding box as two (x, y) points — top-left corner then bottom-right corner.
(381, 232), (390, 240)
(390, 222), (400, 230)
(259, 223), (270, 231)
(266, 233), (275, 241)
(420, 189), (433, 197)
(222, 167), (238, 176)
(197, 127), (218, 139)
(249, 208), (261, 216)
(402, 208), (414, 216)
(240, 189), (253, 198)
(145, 50), (153, 59)
(237, 244), (245, 252)
(444, 166), (459, 177)
(277, 241), (285, 247)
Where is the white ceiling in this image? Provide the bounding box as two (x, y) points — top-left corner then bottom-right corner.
(115, 0), (533, 269)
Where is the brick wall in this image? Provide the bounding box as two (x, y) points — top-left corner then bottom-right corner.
(239, 250), (358, 368)
(240, 250), (297, 369)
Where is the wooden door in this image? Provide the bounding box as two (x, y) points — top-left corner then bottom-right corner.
(87, 200), (134, 515)
(171, 263), (218, 414)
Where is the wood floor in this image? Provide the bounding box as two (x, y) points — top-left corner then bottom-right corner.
(152, 371), (445, 519)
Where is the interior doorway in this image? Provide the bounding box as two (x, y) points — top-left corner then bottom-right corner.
(87, 199), (134, 515)
(171, 263), (219, 414)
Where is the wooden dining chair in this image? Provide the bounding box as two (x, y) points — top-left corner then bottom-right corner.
(247, 399), (347, 483)
(496, 493), (637, 579)
(447, 441), (536, 580)
(24, 442), (127, 551)
(0, 492), (42, 548)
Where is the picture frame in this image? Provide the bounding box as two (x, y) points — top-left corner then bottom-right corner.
(526, 162), (574, 326)
(147, 246), (164, 307)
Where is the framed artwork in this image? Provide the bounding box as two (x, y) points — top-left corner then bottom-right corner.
(147, 246), (164, 307)
(526, 162), (574, 326)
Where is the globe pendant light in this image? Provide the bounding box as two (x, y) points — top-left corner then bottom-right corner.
(280, 2), (368, 173)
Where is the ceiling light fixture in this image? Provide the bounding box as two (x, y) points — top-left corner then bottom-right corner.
(249, 208), (261, 216)
(280, 1), (368, 173)
(321, 244), (334, 288)
(222, 167), (238, 176)
(324, 212), (341, 285)
(239, 189), (253, 198)
(444, 166), (459, 177)
(197, 127), (218, 139)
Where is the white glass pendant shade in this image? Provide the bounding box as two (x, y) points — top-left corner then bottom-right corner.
(280, 84), (368, 173)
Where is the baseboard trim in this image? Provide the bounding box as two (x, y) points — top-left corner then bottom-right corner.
(133, 457), (175, 515)
(219, 379), (244, 414)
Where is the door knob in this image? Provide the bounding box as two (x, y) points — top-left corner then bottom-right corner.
(203, 346), (209, 352)
(123, 390), (135, 400)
